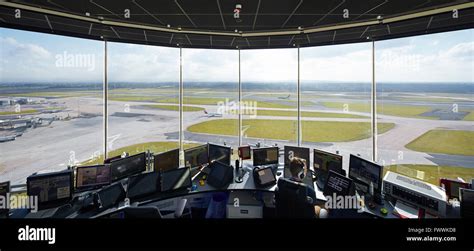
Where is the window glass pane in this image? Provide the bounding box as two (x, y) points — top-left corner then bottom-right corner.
(0, 28), (103, 184)
(375, 29), (474, 185)
(241, 48), (298, 148)
(182, 49), (239, 152)
(107, 43), (179, 160)
(300, 43), (375, 171)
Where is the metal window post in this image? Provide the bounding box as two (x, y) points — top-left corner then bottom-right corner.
(179, 47), (184, 152)
(371, 40), (377, 162)
(238, 49), (242, 146)
(297, 46), (301, 146)
(103, 40), (108, 159)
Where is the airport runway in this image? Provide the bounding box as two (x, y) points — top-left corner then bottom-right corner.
(1, 96), (473, 185)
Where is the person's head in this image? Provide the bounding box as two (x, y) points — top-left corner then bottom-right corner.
(289, 157), (307, 181)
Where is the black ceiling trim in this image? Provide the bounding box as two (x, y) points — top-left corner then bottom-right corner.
(132, 0), (165, 26)
(44, 15), (53, 31)
(174, 0), (197, 28)
(281, 0), (304, 28)
(216, 0), (226, 30)
(89, 0), (120, 19)
(313, 0), (346, 26)
(47, 0), (70, 12)
(253, 0), (261, 30)
(354, 0), (389, 21)
(1, 2), (473, 50)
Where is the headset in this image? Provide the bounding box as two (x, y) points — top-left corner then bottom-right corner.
(297, 159), (307, 180)
(297, 169), (305, 180)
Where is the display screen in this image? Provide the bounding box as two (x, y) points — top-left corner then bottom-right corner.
(0, 181), (9, 196)
(323, 171), (352, 196)
(110, 152), (147, 181)
(349, 155), (382, 191)
(97, 183), (125, 209)
(313, 149), (343, 173)
(284, 146), (310, 168)
(253, 147), (279, 166)
(184, 144), (208, 168)
(127, 172), (159, 199)
(76, 165), (111, 189)
(161, 167), (192, 192)
(449, 182), (463, 199)
(239, 146), (251, 160)
(27, 171), (72, 205)
(257, 169), (276, 185)
(154, 149), (180, 172)
(208, 144), (231, 166)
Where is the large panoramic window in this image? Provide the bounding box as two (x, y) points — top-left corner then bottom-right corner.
(375, 29), (474, 185)
(300, 43), (376, 170)
(241, 48), (298, 148)
(106, 43), (180, 160)
(182, 49), (239, 151)
(0, 28), (104, 184)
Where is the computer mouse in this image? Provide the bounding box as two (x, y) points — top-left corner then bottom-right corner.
(276, 171), (282, 176)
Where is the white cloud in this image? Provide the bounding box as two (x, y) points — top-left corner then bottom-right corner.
(1, 37), (51, 59)
(1, 33), (473, 84)
(1, 36), (103, 83)
(441, 42), (474, 59)
(375, 42), (474, 82)
(241, 49), (298, 82)
(301, 48), (372, 82)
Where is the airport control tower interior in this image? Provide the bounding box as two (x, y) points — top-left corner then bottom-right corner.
(0, 0), (473, 220)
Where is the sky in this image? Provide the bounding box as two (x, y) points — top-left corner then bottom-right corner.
(0, 27), (473, 83)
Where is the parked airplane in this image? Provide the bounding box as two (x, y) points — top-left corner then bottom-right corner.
(278, 94), (290, 99)
(203, 110), (223, 117)
(0, 135), (15, 142)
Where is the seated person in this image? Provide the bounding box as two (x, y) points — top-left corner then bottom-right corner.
(287, 157), (327, 218)
(288, 157), (317, 202)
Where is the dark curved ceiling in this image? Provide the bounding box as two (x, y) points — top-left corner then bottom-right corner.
(0, 0), (473, 49)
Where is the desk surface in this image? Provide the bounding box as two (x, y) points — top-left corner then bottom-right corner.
(12, 161), (460, 219)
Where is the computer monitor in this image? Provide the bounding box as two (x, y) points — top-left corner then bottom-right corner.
(154, 149), (180, 172)
(349, 154), (383, 193)
(184, 144), (208, 168)
(313, 149), (343, 173)
(75, 165), (111, 190)
(96, 182), (126, 210)
(460, 188), (474, 218)
(0, 181), (10, 214)
(440, 178), (470, 200)
(127, 172), (159, 200)
(0, 181), (9, 196)
(323, 170), (353, 197)
(110, 152), (147, 182)
(284, 146), (310, 168)
(104, 155), (122, 164)
(313, 149), (344, 190)
(207, 161), (234, 189)
(27, 170), (73, 209)
(160, 167), (192, 192)
(253, 147), (279, 166)
(208, 143), (231, 166)
(238, 145), (251, 160)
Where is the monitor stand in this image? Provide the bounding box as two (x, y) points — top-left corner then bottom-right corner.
(235, 169), (244, 183)
(316, 172), (327, 191)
